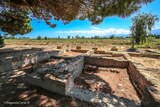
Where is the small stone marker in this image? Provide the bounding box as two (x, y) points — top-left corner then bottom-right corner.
(76, 46), (81, 50)
(92, 48), (98, 51)
(57, 46), (62, 49)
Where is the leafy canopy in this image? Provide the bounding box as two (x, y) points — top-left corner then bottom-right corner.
(0, 0), (153, 35)
(130, 13), (159, 45)
(0, 9), (32, 36)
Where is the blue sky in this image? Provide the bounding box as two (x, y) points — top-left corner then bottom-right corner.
(18, 0), (160, 38)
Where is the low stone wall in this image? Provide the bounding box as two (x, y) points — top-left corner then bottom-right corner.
(71, 49), (88, 53)
(94, 50), (106, 54)
(128, 53), (160, 59)
(28, 75), (66, 95)
(84, 56), (128, 68)
(0, 48), (44, 59)
(23, 53), (159, 107)
(0, 50), (62, 72)
(127, 62), (160, 107)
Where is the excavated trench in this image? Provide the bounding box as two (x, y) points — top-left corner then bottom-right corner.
(26, 55), (159, 107)
(74, 65), (141, 103)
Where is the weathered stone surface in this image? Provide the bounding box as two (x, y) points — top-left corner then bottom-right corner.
(0, 50), (62, 72)
(71, 49), (88, 53)
(28, 74), (66, 95)
(27, 56), (84, 95)
(25, 53), (160, 107)
(0, 48), (43, 59)
(84, 56), (128, 68)
(128, 61), (160, 107)
(128, 53), (160, 59)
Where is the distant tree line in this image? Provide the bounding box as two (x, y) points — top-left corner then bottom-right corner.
(1, 34), (160, 40)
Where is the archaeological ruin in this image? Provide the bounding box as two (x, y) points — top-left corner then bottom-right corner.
(0, 48), (160, 107)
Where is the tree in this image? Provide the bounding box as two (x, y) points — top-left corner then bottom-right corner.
(75, 35), (80, 39)
(67, 36), (71, 39)
(37, 36), (41, 40)
(130, 13), (159, 45)
(81, 36), (85, 39)
(94, 35), (100, 39)
(109, 35), (115, 39)
(0, 0), (153, 32)
(0, 9), (33, 36)
(44, 36), (48, 40)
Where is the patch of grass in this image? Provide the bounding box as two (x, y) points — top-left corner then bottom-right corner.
(135, 38), (160, 49)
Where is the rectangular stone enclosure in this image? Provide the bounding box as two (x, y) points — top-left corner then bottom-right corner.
(27, 55), (160, 107)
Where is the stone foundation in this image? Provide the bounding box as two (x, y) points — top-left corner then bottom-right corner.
(128, 61), (160, 107)
(26, 55), (160, 107)
(84, 56), (128, 68)
(27, 56), (84, 95)
(0, 50), (63, 72)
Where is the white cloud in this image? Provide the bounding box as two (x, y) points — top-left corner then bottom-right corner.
(90, 26), (100, 30)
(55, 28), (130, 35)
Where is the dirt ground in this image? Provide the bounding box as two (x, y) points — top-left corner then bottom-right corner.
(75, 66), (141, 103)
(131, 57), (160, 69)
(2, 44), (130, 52)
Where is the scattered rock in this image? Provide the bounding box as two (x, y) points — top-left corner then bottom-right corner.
(117, 84), (123, 89)
(109, 69), (119, 73)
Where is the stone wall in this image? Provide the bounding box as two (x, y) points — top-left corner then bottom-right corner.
(0, 48), (43, 59)
(84, 56), (128, 68)
(128, 53), (160, 59)
(25, 54), (160, 107)
(0, 50), (62, 72)
(27, 56), (84, 95)
(28, 75), (66, 95)
(127, 62), (160, 107)
(71, 49), (88, 53)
